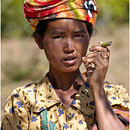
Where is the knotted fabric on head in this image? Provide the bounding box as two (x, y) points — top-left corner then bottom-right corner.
(24, 0), (98, 31)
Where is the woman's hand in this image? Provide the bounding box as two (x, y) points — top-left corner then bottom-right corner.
(83, 42), (126, 130)
(82, 42), (110, 93)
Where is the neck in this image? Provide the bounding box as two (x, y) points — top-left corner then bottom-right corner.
(48, 66), (84, 91)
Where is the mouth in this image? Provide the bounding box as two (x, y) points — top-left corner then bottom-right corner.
(63, 56), (78, 65)
(63, 56), (77, 61)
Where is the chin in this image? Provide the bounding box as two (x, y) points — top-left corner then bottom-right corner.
(63, 68), (79, 73)
(50, 61), (82, 73)
(59, 64), (81, 73)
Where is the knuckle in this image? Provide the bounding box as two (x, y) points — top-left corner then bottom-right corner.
(103, 62), (109, 69)
(100, 65), (104, 70)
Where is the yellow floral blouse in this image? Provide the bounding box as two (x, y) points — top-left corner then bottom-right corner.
(2, 74), (129, 130)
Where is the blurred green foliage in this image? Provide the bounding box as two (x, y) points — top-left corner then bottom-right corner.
(1, 0), (129, 38)
(96, 0), (129, 25)
(2, 0), (32, 38)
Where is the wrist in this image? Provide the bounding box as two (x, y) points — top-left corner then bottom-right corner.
(89, 83), (105, 95)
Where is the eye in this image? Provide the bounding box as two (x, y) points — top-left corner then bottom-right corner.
(74, 34), (85, 38)
(52, 35), (64, 39)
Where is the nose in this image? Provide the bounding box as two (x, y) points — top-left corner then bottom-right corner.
(63, 38), (74, 54)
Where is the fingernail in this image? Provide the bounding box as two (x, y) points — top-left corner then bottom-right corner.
(89, 47), (92, 50)
(89, 47), (93, 51)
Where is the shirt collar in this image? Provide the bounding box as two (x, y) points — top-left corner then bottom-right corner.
(33, 73), (95, 114)
(33, 74), (60, 112)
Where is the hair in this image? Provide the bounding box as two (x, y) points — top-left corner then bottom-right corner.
(33, 19), (93, 37)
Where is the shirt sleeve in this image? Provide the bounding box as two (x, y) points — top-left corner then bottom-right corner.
(104, 82), (129, 128)
(2, 87), (29, 130)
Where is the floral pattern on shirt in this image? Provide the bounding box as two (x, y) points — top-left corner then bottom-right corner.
(2, 74), (129, 130)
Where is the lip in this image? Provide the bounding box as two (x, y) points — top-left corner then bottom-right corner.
(62, 55), (78, 65)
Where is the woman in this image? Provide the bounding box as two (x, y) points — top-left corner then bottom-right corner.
(2, 0), (129, 130)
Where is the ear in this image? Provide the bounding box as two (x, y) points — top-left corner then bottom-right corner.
(34, 33), (44, 49)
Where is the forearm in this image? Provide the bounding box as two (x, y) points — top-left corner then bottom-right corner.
(93, 86), (126, 130)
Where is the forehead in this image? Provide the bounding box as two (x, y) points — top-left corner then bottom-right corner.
(46, 19), (88, 32)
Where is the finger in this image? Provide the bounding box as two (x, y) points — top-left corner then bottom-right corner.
(82, 52), (109, 69)
(87, 65), (95, 78)
(89, 45), (110, 61)
(89, 45), (110, 53)
(82, 53), (96, 66)
(83, 52), (108, 65)
(82, 52), (99, 62)
(89, 52), (109, 67)
(84, 61), (96, 77)
(83, 55), (103, 70)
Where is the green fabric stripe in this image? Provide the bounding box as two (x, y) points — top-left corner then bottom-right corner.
(41, 121), (48, 130)
(49, 121), (56, 130)
(67, 1), (83, 19)
(40, 109), (56, 130)
(41, 109), (48, 130)
(42, 109), (48, 122)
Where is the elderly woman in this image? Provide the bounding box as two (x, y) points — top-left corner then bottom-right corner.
(2, 0), (129, 130)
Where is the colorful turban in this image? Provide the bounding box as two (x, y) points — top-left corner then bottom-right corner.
(24, 0), (98, 31)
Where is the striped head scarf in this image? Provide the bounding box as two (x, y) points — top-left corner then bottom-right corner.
(24, 0), (98, 31)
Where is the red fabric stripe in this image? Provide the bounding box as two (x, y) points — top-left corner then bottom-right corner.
(39, 7), (57, 17)
(24, 3), (35, 10)
(24, 5), (56, 18)
(34, 0), (61, 6)
(41, 123), (48, 127)
(52, 121), (54, 130)
(24, 6), (39, 17)
(114, 109), (129, 121)
(86, 14), (90, 22)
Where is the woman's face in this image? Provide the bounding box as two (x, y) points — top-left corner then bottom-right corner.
(40, 19), (90, 72)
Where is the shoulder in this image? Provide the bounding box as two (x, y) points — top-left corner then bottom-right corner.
(4, 83), (37, 109)
(2, 83), (39, 129)
(104, 82), (129, 110)
(5, 75), (51, 110)
(12, 83), (36, 94)
(12, 83), (37, 96)
(104, 82), (128, 98)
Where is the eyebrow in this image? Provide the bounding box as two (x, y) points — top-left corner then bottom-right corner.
(51, 30), (65, 35)
(73, 29), (87, 33)
(51, 29), (87, 35)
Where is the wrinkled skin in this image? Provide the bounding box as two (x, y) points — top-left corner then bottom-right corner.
(82, 44), (110, 93)
(35, 19), (109, 92)
(34, 19), (126, 130)
(38, 19), (90, 73)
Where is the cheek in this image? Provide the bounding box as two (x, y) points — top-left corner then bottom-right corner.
(44, 38), (61, 51)
(78, 39), (89, 56)
(44, 50), (58, 65)
(81, 46), (88, 57)
(43, 42), (61, 61)
(43, 40), (53, 59)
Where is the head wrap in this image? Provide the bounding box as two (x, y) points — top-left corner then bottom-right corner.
(24, 0), (98, 31)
